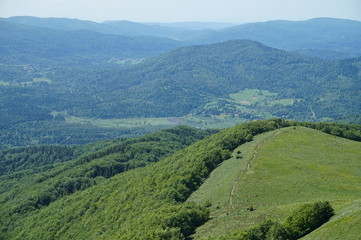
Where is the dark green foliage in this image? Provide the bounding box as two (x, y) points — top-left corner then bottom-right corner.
(0, 125), (213, 238)
(0, 120), (356, 239)
(266, 222), (291, 240)
(160, 203), (210, 237)
(242, 220), (294, 240)
(0, 120), (282, 239)
(285, 201), (335, 238)
(246, 220), (283, 240)
(221, 201), (334, 240)
(295, 121), (361, 142)
(0, 145), (77, 175)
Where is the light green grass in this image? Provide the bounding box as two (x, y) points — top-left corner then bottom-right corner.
(20, 78), (51, 86)
(0, 81), (10, 86)
(32, 77), (52, 83)
(107, 58), (143, 65)
(269, 98), (294, 106)
(188, 127), (361, 239)
(301, 199), (361, 240)
(65, 115), (184, 128)
(229, 89), (277, 104)
(0, 78), (52, 86)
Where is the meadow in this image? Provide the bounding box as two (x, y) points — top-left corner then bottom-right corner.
(188, 127), (361, 239)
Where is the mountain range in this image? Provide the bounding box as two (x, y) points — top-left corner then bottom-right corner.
(3, 16), (361, 59)
(0, 16), (360, 147)
(0, 19), (183, 65)
(1, 16), (361, 239)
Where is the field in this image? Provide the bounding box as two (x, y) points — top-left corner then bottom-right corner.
(65, 115), (184, 128)
(0, 78), (51, 86)
(188, 127), (361, 239)
(229, 89), (277, 105)
(187, 89), (299, 129)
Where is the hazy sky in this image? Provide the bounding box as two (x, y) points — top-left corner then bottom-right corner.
(0, 0), (360, 23)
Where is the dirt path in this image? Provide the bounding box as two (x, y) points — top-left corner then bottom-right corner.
(310, 105), (317, 119)
(229, 130), (282, 209)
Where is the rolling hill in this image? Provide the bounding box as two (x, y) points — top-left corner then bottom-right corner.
(188, 126), (361, 239)
(4, 16), (361, 59)
(89, 40), (361, 121)
(0, 19), (183, 65)
(192, 18), (361, 59)
(0, 125), (214, 239)
(0, 120), (360, 239)
(2, 16), (209, 41)
(1, 36), (360, 147)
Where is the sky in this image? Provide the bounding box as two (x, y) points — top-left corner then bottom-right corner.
(0, 0), (360, 23)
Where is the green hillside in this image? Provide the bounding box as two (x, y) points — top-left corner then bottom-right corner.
(5, 39), (359, 122)
(301, 199), (361, 239)
(0, 125), (214, 239)
(1, 120), (361, 239)
(103, 40), (361, 121)
(1, 32), (361, 147)
(188, 126), (361, 239)
(1, 17), (361, 147)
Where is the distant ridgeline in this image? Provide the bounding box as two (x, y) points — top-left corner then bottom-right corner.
(0, 17), (360, 146)
(0, 120), (361, 239)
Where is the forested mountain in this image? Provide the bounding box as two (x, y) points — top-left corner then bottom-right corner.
(192, 18), (361, 59)
(2, 16), (208, 41)
(0, 20), (183, 64)
(143, 21), (236, 30)
(0, 125), (214, 239)
(62, 40), (359, 121)
(4, 16), (361, 59)
(1, 14), (360, 240)
(1, 120), (360, 239)
(1, 36), (360, 146)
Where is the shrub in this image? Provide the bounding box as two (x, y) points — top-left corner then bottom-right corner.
(228, 201), (334, 240)
(285, 201), (334, 238)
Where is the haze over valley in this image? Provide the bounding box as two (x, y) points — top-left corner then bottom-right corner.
(1, 1), (361, 239)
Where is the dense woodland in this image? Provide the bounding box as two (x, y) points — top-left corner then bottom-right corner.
(0, 120), (360, 239)
(0, 17), (361, 239)
(0, 18), (361, 146)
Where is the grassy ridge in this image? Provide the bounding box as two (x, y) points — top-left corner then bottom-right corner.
(189, 127), (361, 239)
(1, 120), (361, 239)
(2, 120), (284, 239)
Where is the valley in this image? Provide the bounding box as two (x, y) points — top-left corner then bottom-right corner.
(1, 30), (360, 147)
(0, 14), (361, 239)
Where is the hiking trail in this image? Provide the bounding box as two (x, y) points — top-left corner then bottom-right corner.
(229, 130), (282, 209)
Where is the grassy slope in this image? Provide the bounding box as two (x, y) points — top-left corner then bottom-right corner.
(5, 120), (287, 240)
(301, 198), (361, 240)
(188, 127), (361, 239)
(2, 122), (360, 239)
